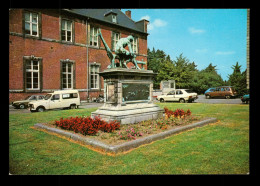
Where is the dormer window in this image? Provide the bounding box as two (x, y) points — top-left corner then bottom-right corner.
(104, 10), (117, 24)
(112, 15), (117, 23)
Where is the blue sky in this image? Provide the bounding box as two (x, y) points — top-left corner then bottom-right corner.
(122, 9), (247, 81)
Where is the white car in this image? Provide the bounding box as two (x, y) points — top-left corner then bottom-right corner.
(156, 89), (198, 103)
(28, 90), (80, 112)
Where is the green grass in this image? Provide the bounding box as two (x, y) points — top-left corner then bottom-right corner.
(9, 103), (249, 174)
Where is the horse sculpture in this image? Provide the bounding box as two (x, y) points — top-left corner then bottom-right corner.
(97, 28), (146, 69)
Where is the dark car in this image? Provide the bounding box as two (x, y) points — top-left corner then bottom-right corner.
(11, 95), (45, 109)
(241, 94), (249, 104)
(205, 86), (237, 99)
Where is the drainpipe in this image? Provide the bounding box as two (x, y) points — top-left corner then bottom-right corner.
(86, 18), (89, 102)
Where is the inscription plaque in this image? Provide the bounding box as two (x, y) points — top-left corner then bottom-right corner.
(122, 83), (150, 102)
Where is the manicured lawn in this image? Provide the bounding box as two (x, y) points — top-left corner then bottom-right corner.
(9, 103), (249, 174)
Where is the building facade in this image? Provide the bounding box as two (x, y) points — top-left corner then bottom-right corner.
(9, 9), (149, 103)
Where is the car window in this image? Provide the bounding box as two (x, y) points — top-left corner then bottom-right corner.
(38, 96), (44, 100)
(221, 88), (225, 91)
(176, 90), (183, 95)
(52, 94), (60, 100)
(29, 96), (37, 100)
(44, 94), (52, 100)
(167, 91), (175, 95)
(226, 88), (230, 91)
(216, 88), (220, 91)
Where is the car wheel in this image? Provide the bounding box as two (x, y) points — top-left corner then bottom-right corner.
(179, 99), (185, 103)
(160, 98), (165, 103)
(37, 106), (45, 112)
(206, 95), (210, 99)
(70, 104), (77, 109)
(19, 104), (25, 109)
(246, 100), (249, 104)
(225, 95), (231, 99)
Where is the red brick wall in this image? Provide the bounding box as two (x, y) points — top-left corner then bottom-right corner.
(9, 9), (148, 104)
(9, 9), (23, 34)
(42, 11), (60, 41)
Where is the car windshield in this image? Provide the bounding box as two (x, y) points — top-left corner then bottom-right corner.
(25, 96), (31, 100)
(185, 89), (195, 93)
(44, 94), (52, 100)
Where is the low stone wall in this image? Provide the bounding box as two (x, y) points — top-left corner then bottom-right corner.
(34, 117), (217, 154)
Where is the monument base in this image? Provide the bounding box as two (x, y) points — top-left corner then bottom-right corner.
(91, 68), (164, 124)
(91, 102), (163, 124)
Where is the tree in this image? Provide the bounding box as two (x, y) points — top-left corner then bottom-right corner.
(189, 63), (224, 94)
(147, 48), (169, 89)
(227, 62), (247, 96)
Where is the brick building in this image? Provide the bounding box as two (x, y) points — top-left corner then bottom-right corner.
(9, 9), (149, 103)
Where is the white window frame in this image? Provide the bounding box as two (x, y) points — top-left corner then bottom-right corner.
(24, 12), (39, 36)
(90, 64), (100, 89)
(61, 19), (73, 42)
(131, 37), (138, 54)
(62, 63), (73, 89)
(89, 26), (99, 47)
(112, 32), (120, 50)
(112, 15), (117, 23)
(26, 60), (40, 90)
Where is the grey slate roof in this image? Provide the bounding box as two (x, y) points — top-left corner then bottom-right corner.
(63, 9), (148, 34)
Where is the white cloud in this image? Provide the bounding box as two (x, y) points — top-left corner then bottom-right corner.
(189, 27), (206, 34)
(195, 49), (208, 53)
(215, 51), (235, 55)
(140, 15), (150, 21)
(153, 19), (167, 27)
(147, 18), (167, 31)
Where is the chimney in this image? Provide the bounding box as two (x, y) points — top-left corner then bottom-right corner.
(144, 20), (149, 33)
(125, 10), (131, 19)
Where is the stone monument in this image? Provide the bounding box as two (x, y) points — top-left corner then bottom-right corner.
(91, 29), (163, 124)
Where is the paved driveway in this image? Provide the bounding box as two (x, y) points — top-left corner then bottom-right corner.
(9, 102), (103, 114)
(9, 96), (245, 114)
(195, 95), (242, 104)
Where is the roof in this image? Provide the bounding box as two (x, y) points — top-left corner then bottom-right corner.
(63, 9), (148, 35)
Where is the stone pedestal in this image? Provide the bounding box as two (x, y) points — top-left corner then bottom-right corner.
(91, 68), (164, 124)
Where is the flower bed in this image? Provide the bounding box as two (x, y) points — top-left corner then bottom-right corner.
(54, 116), (120, 136)
(48, 107), (200, 145)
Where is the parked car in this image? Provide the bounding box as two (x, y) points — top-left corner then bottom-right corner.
(204, 88), (216, 94)
(28, 90), (80, 112)
(205, 86), (237, 99)
(11, 95), (45, 109)
(156, 89), (198, 103)
(241, 94), (250, 104)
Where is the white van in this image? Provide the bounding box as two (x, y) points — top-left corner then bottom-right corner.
(28, 90), (80, 112)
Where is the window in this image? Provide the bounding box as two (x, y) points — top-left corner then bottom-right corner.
(52, 94), (60, 100)
(62, 93), (78, 99)
(25, 60), (40, 90)
(62, 63), (73, 89)
(89, 26), (99, 47)
(24, 12), (38, 36)
(131, 37), (138, 53)
(90, 64), (100, 89)
(38, 96), (44, 100)
(112, 32), (120, 50)
(168, 91), (175, 95)
(61, 19), (72, 42)
(112, 15), (117, 23)
(176, 90), (183, 95)
(29, 96), (37, 100)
